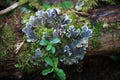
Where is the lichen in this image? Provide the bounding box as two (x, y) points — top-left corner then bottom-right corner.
(21, 8), (92, 66)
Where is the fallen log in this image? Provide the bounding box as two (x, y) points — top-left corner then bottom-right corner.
(87, 28), (120, 56)
(86, 4), (120, 56)
(0, 4), (120, 79)
(0, 26), (120, 79)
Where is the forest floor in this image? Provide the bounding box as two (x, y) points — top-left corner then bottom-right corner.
(0, 4), (120, 80)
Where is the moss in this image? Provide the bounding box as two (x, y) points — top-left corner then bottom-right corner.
(0, 26), (15, 58)
(69, 11), (90, 29)
(90, 21), (104, 49)
(15, 53), (39, 73)
(90, 37), (101, 49)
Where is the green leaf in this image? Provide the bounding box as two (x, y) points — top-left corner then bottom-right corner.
(46, 44), (52, 51)
(40, 40), (49, 46)
(42, 68), (53, 76)
(45, 57), (54, 67)
(51, 47), (55, 54)
(63, 1), (73, 9)
(58, 1), (73, 9)
(53, 57), (58, 68)
(14, 64), (20, 68)
(51, 38), (60, 44)
(55, 68), (66, 80)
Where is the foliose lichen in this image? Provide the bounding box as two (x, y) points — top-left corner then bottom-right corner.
(22, 8), (92, 65)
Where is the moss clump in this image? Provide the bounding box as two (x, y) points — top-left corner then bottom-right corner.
(0, 26), (15, 58)
(90, 21), (104, 48)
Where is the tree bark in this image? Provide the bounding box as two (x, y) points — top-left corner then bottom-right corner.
(87, 28), (120, 56)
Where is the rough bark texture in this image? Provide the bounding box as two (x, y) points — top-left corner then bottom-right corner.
(87, 29), (120, 56)
(86, 4), (120, 56)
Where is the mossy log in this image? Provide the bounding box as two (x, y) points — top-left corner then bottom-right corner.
(0, 27), (120, 79)
(87, 28), (120, 56)
(86, 4), (120, 56)
(0, 4), (120, 79)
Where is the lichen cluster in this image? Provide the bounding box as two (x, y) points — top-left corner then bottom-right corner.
(22, 8), (92, 65)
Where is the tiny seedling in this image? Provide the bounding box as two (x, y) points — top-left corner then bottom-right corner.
(42, 57), (66, 80)
(40, 38), (60, 54)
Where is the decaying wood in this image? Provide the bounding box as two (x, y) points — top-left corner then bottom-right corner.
(87, 28), (120, 56)
(0, 1), (28, 16)
(86, 5), (120, 56)
(73, 5), (120, 56)
(75, 11), (90, 17)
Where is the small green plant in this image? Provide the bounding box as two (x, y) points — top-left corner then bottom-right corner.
(57, 0), (73, 9)
(40, 38), (66, 80)
(40, 38), (60, 54)
(42, 57), (66, 80)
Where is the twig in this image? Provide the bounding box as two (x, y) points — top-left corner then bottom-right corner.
(0, 1), (28, 16)
(14, 40), (25, 54)
(75, 11), (90, 17)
